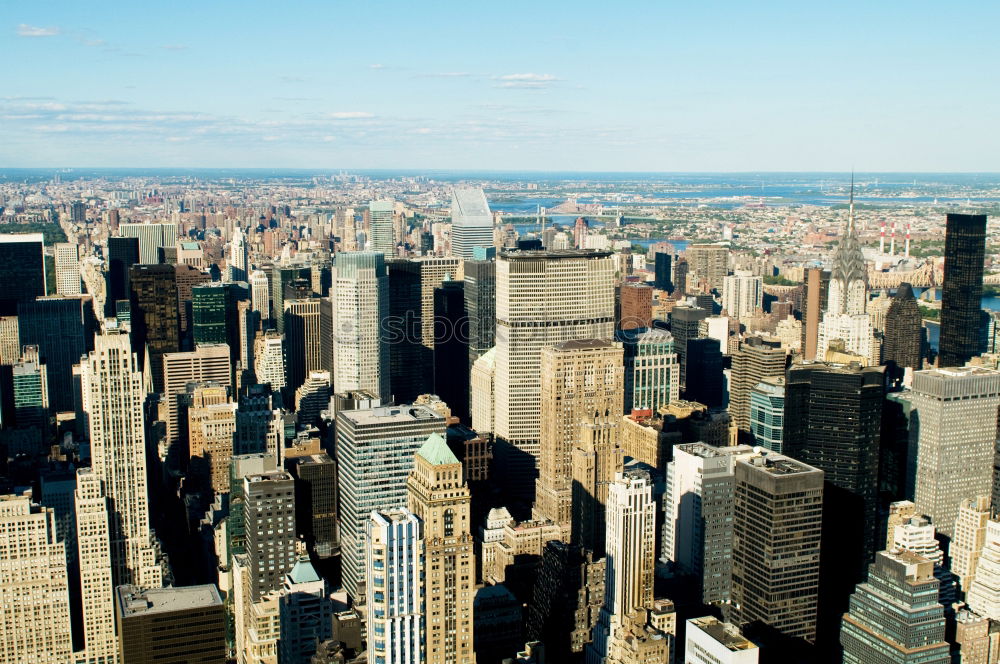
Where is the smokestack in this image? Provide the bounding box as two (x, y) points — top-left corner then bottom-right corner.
(905, 223), (911, 258)
(889, 222), (896, 256)
(880, 220), (886, 254)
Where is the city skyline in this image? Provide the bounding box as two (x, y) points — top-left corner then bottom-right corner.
(3, 0), (1000, 171)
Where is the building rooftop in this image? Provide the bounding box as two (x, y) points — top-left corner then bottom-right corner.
(551, 338), (616, 352)
(689, 616), (757, 652)
(416, 432), (460, 466)
(0, 233), (44, 243)
(499, 248), (613, 260)
(287, 557), (322, 585)
(341, 404), (443, 427)
(117, 584), (222, 618)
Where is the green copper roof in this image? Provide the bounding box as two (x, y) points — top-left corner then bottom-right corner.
(288, 557), (321, 584)
(416, 432), (459, 466)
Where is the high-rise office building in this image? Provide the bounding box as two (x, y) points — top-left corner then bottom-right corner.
(0, 233), (46, 316)
(229, 227), (248, 282)
(366, 509), (425, 664)
(451, 187), (494, 259)
(116, 585), (226, 664)
(289, 453), (338, 558)
(801, 268), (830, 361)
(283, 298), (323, 397)
(816, 198), (875, 363)
(192, 282), (248, 364)
(588, 469), (657, 663)
(910, 367), (1000, 538)
(11, 346), (48, 432)
(495, 249), (615, 502)
(730, 337), (786, 436)
(464, 259), (496, 377)
(387, 258), (425, 401)
(669, 302), (707, 389)
(939, 213), (988, 367)
(331, 251), (390, 401)
(732, 450), (823, 644)
(527, 541), (606, 663)
(722, 271), (763, 319)
(80, 331), (162, 590)
(249, 269), (271, 324)
(653, 251), (672, 293)
(130, 263), (180, 391)
(433, 276), (469, 420)
(533, 340), (623, 544)
(54, 242), (82, 295)
(684, 337), (725, 408)
(336, 404), (446, 599)
(243, 470), (297, 600)
(407, 434), (476, 663)
(663, 443), (755, 605)
(685, 244), (729, 292)
(17, 295), (91, 413)
(107, 236), (141, 316)
(619, 328), (679, 414)
(967, 519), (1000, 620)
(187, 384), (238, 494)
(119, 222), (179, 265)
(369, 200), (396, 255)
(748, 376), (785, 452)
(0, 494), (73, 664)
(253, 330), (286, 396)
(161, 344), (231, 461)
(840, 550), (950, 664)
(174, 263), (211, 347)
(882, 282), (923, 378)
(619, 283), (653, 331)
(684, 617), (759, 664)
(278, 557), (333, 664)
(952, 496), (992, 595)
(74, 468), (118, 663)
(294, 369), (331, 429)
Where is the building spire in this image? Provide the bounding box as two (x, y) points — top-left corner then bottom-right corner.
(847, 170), (856, 236)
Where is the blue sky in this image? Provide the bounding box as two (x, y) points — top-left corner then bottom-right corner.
(2, 0), (998, 171)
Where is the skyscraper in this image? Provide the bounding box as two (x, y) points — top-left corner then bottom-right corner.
(684, 337), (725, 408)
(433, 275), (469, 420)
(369, 200), (396, 255)
(74, 468), (118, 662)
(331, 251), (390, 401)
(187, 384), (238, 494)
(116, 585), (226, 664)
(910, 367), (1000, 538)
(366, 509), (425, 664)
(722, 271), (763, 319)
(336, 404), (446, 599)
(939, 213), (988, 367)
(17, 295), (91, 413)
(685, 244), (729, 292)
(748, 376), (785, 452)
(283, 298), (323, 397)
(729, 337), (786, 437)
(119, 222), (179, 265)
(0, 494), (73, 664)
(249, 269), (271, 324)
(534, 339), (624, 544)
(81, 331), (162, 589)
(952, 496), (992, 595)
(407, 434), (476, 663)
(253, 330), (286, 396)
(0, 233), (46, 316)
(243, 470), (297, 600)
(732, 450), (823, 644)
(464, 259), (496, 377)
(668, 302), (707, 389)
(161, 344), (231, 461)
(451, 187), (494, 259)
(619, 283), (653, 331)
(662, 443), (755, 605)
(192, 282), (248, 364)
(494, 249), (615, 502)
(653, 251), (672, 293)
(229, 227), (248, 282)
(801, 267), (830, 361)
(106, 236), (141, 316)
(289, 453), (338, 558)
(130, 263), (180, 391)
(966, 519), (1000, 620)
(840, 550), (950, 664)
(882, 282), (923, 379)
(54, 242), (82, 295)
(619, 328), (679, 414)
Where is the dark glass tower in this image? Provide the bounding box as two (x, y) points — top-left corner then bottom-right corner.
(463, 260), (496, 378)
(882, 282), (923, 384)
(0, 233), (46, 316)
(192, 282), (248, 367)
(106, 236), (140, 318)
(17, 296), (92, 413)
(433, 277), (469, 422)
(387, 259), (426, 402)
(654, 251), (672, 292)
(684, 337), (724, 407)
(939, 213), (987, 367)
(783, 361), (885, 652)
(129, 264), (180, 392)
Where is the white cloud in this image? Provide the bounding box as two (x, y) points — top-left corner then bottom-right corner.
(497, 73), (557, 82)
(493, 73), (560, 89)
(322, 136), (336, 142)
(329, 111), (375, 120)
(413, 127), (432, 134)
(369, 64), (385, 69)
(17, 24), (59, 37)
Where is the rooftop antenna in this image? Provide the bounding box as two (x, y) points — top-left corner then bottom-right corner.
(847, 170), (856, 236)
